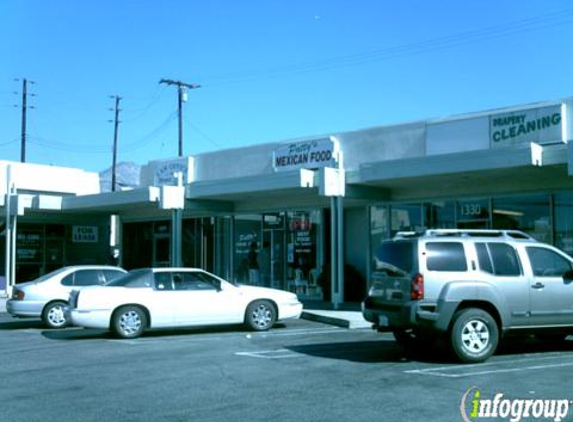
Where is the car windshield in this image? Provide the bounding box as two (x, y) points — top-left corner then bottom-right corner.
(105, 269), (153, 288)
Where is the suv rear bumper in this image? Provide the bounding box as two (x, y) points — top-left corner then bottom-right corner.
(362, 298), (457, 332)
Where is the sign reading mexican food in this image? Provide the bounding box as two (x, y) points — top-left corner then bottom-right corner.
(273, 137), (340, 172)
(490, 105), (562, 147)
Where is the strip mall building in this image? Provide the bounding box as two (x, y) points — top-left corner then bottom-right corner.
(2, 97), (573, 307)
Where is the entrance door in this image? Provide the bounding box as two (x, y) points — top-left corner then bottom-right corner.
(262, 214), (285, 290)
(153, 234), (171, 267)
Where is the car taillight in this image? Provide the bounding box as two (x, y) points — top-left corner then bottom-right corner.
(12, 289), (25, 300)
(410, 273), (424, 300)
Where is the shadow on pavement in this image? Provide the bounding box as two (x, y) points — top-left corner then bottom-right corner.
(287, 337), (573, 365)
(286, 339), (455, 364)
(42, 328), (112, 340)
(497, 336), (573, 355)
(0, 319), (44, 330)
(41, 322), (288, 341)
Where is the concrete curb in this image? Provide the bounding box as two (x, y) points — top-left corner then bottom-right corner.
(301, 310), (371, 329)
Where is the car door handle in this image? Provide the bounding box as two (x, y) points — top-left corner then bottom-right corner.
(532, 282), (545, 290)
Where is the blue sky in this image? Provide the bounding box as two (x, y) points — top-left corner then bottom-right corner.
(1, 0), (572, 172)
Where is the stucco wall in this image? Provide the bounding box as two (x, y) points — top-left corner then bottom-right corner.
(0, 161), (100, 197)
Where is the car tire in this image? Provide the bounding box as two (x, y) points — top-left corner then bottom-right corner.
(245, 300), (276, 331)
(450, 308), (499, 363)
(112, 306), (147, 339)
(42, 301), (69, 329)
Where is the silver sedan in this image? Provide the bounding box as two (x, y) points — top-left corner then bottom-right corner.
(7, 265), (126, 328)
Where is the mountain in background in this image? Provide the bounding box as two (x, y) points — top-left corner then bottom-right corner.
(99, 162), (141, 192)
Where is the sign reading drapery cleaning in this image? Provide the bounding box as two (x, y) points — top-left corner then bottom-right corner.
(490, 105), (562, 147)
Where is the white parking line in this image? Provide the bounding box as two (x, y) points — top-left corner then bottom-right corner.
(235, 349), (301, 359)
(405, 353), (573, 378)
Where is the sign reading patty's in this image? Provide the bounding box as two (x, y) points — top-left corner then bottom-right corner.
(273, 137), (340, 172)
(490, 105), (562, 147)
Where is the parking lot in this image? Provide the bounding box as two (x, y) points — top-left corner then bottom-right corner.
(2, 312), (573, 422)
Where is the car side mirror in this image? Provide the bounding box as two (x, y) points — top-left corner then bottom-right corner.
(214, 280), (222, 291)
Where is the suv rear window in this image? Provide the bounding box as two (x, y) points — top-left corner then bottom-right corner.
(373, 241), (415, 276)
(425, 242), (467, 272)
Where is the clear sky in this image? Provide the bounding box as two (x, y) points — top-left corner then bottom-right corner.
(1, 0), (572, 172)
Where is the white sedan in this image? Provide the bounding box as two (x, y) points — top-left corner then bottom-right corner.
(6, 265), (127, 328)
(69, 268), (303, 338)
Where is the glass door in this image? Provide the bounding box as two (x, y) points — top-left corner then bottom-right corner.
(262, 219), (285, 290)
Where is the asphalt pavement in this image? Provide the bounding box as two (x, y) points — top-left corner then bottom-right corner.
(3, 311), (573, 422)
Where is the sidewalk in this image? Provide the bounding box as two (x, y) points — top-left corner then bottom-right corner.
(300, 301), (371, 329)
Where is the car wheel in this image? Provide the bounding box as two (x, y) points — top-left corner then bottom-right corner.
(450, 308), (499, 363)
(42, 301), (69, 329)
(245, 300), (276, 331)
(112, 306), (147, 339)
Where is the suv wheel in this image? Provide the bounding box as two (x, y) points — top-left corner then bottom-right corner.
(450, 308), (499, 363)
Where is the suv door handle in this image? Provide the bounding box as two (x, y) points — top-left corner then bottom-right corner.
(532, 282), (545, 289)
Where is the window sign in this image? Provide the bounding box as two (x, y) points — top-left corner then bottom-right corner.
(17, 230), (42, 262)
(457, 199), (490, 222)
(263, 213), (283, 230)
(72, 226), (98, 243)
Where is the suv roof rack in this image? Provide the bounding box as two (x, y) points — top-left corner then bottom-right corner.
(423, 229), (535, 240)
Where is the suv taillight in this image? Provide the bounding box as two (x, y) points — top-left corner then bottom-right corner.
(410, 273), (424, 300)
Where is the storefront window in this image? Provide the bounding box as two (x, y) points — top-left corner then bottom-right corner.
(214, 216), (233, 280)
(286, 210), (322, 299)
(492, 194), (551, 242)
(370, 205), (389, 288)
(424, 201), (456, 229)
(554, 193), (573, 256)
(233, 215), (261, 285)
(456, 198), (490, 229)
(262, 213), (286, 290)
(123, 222), (153, 269)
(0, 236), (5, 291)
(390, 204), (422, 236)
(182, 219), (202, 268)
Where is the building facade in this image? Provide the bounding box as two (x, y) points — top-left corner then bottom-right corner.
(2, 97), (573, 307)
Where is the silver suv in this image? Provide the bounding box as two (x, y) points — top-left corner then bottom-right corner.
(362, 229), (573, 363)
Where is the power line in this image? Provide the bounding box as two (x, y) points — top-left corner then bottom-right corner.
(199, 8), (573, 86)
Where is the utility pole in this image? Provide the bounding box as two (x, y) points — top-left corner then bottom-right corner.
(18, 78), (35, 163)
(159, 79), (200, 157)
(109, 95), (122, 192)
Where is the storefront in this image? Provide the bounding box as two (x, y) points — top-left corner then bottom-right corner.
(2, 97), (573, 308)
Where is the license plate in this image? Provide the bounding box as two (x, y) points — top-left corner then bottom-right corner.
(378, 315), (389, 327)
